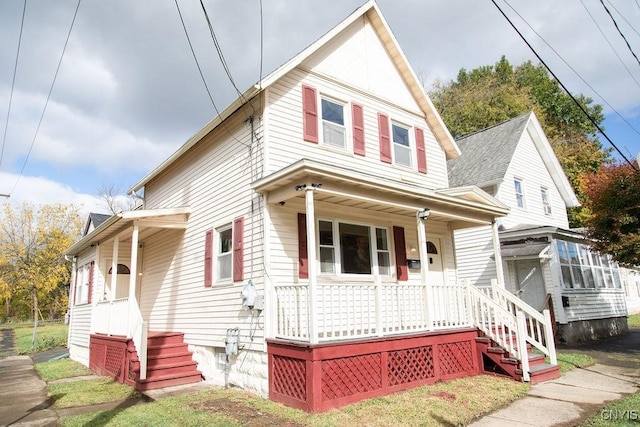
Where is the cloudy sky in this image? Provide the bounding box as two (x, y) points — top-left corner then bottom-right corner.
(1, 0), (639, 217)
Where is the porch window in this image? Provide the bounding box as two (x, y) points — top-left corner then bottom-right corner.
(392, 122), (412, 167)
(217, 225), (233, 282)
(318, 220), (391, 276)
(75, 263), (90, 305)
(557, 240), (622, 289)
(321, 97), (346, 149)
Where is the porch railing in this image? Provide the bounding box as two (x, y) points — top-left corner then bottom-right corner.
(273, 279), (557, 382)
(273, 281), (470, 343)
(93, 296), (148, 380)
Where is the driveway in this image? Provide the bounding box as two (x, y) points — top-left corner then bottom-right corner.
(559, 327), (640, 371)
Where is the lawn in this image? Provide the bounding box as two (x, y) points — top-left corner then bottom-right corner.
(581, 392), (640, 426)
(13, 322), (68, 354)
(59, 375), (529, 427)
(628, 313), (640, 328)
(49, 377), (141, 409)
(35, 358), (93, 381)
(555, 352), (596, 373)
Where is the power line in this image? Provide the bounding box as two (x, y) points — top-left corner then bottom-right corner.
(605, 0), (640, 39)
(599, 0), (640, 69)
(580, 0), (640, 90)
(10, 0), (82, 196)
(173, 0), (249, 148)
(0, 0), (27, 174)
(503, 0), (640, 139)
(491, 0), (638, 171)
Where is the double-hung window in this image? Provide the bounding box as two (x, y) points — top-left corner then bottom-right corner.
(514, 178), (525, 208)
(557, 240), (622, 289)
(541, 187), (552, 215)
(217, 225), (233, 282)
(392, 122), (411, 167)
(318, 220), (391, 275)
(321, 97), (346, 149)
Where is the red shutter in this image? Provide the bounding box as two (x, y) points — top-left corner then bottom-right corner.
(302, 85), (318, 143)
(88, 261), (95, 304)
(233, 217), (244, 282)
(415, 127), (427, 174)
(352, 103), (365, 156)
(204, 229), (213, 287)
(378, 113), (391, 163)
(298, 213), (308, 279)
(393, 226), (408, 281)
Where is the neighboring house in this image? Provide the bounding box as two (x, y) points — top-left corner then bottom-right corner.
(620, 266), (640, 315)
(449, 112), (628, 344)
(65, 2), (559, 413)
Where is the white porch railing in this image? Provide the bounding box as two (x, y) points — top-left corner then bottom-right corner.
(94, 296), (148, 380)
(273, 279), (557, 382)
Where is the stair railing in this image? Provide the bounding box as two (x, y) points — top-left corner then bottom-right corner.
(490, 280), (557, 365)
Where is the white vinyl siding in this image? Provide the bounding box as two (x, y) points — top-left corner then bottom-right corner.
(498, 128), (569, 229)
(452, 226), (497, 288)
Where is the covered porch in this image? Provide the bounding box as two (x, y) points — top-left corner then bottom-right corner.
(67, 207), (190, 382)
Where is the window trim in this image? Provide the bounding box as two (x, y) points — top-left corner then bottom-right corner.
(541, 186), (552, 216)
(514, 178), (526, 209)
(391, 121), (413, 168)
(317, 218), (392, 277)
(216, 224), (233, 283)
(319, 94), (349, 152)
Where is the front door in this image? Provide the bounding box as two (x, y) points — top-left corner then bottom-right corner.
(426, 237), (445, 285)
(515, 259), (546, 310)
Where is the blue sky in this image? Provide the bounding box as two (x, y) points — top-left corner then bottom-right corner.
(1, 0), (639, 217)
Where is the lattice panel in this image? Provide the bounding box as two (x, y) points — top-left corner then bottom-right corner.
(322, 354), (382, 400)
(388, 345), (434, 386)
(90, 343), (105, 370)
(104, 346), (125, 377)
(272, 355), (307, 401)
(438, 341), (474, 375)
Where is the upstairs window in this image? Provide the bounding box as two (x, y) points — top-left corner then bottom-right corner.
(392, 123), (412, 167)
(541, 187), (552, 215)
(321, 97), (346, 149)
(514, 178), (525, 208)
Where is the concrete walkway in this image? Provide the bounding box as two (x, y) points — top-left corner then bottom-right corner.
(471, 328), (640, 427)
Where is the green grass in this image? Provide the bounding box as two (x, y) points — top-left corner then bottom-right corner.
(628, 313), (640, 328)
(35, 358), (93, 381)
(581, 392), (640, 426)
(60, 375), (529, 427)
(13, 323), (68, 354)
(48, 377), (140, 409)
(555, 352), (596, 373)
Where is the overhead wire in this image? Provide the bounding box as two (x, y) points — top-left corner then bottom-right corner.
(173, 0), (249, 148)
(0, 0), (28, 176)
(599, 0), (640, 69)
(9, 0), (82, 196)
(605, 0), (640, 39)
(491, 0), (638, 171)
(579, 0), (640, 90)
(503, 0), (640, 139)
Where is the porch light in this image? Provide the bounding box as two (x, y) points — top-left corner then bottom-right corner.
(417, 208), (431, 220)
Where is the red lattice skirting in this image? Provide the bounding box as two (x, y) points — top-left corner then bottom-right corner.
(268, 328), (480, 412)
(89, 334), (138, 387)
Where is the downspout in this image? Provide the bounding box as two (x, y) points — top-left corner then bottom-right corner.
(65, 255), (77, 349)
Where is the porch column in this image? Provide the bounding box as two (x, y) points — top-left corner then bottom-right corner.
(417, 209), (432, 329)
(305, 186), (319, 344)
(129, 222), (139, 301)
(110, 237), (119, 301)
(492, 220), (506, 288)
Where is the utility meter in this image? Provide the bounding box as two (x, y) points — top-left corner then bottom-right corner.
(241, 280), (257, 309)
(225, 327), (239, 356)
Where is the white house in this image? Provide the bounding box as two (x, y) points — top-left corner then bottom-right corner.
(449, 112), (629, 344)
(65, 2), (559, 413)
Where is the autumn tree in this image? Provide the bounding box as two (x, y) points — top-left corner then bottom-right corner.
(584, 162), (640, 265)
(0, 203), (83, 327)
(430, 56), (611, 226)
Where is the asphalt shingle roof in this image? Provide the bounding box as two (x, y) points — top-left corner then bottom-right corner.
(447, 112), (532, 188)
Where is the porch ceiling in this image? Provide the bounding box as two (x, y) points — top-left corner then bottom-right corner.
(253, 160), (509, 229)
(65, 207), (190, 256)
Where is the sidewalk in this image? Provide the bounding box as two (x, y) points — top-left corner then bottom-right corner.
(470, 363), (639, 426)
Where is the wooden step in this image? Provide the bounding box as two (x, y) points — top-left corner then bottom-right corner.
(147, 342), (189, 357)
(147, 332), (186, 347)
(528, 363), (560, 384)
(136, 372), (203, 391)
(146, 360), (199, 379)
(527, 352), (546, 367)
(147, 351), (195, 368)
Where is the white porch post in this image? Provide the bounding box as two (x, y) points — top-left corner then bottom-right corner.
(128, 223), (139, 334)
(492, 220), (506, 288)
(110, 237), (119, 301)
(417, 210), (432, 329)
(305, 186), (319, 344)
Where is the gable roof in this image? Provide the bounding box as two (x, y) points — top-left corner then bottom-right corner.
(448, 112), (531, 189)
(83, 212), (112, 236)
(128, 0), (458, 194)
(447, 112), (579, 208)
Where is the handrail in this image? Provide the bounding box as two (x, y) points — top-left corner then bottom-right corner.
(491, 281), (557, 364)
